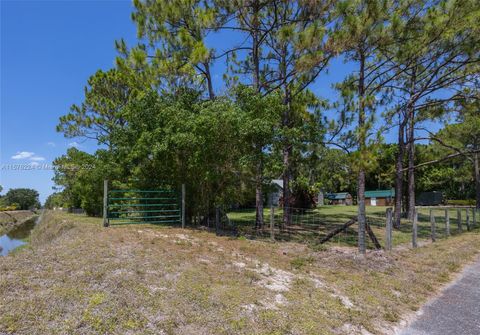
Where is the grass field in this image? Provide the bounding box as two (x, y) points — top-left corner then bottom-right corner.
(227, 205), (480, 249)
(1, 210), (480, 334)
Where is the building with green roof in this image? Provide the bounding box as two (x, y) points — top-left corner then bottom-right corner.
(364, 189), (395, 206)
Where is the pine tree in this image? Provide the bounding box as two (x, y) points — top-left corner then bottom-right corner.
(334, 0), (396, 254)
(130, 0), (219, 99)
(387, 0), (480, 221)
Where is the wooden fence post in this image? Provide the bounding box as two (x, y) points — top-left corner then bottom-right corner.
(473, 208), (477, 228)
(412, 209), (418, 248)
(103, 180), (109, 227)
(385, 208), (393, 251)
(445, 209), (450, 237)
(466, 208), (471, 231)
(431, 212), (436, 242)
(457, 209), (462, 232)
(215, 206), (220, 235)
(270, 205), (275, 241)
(181, 184), (186, 229)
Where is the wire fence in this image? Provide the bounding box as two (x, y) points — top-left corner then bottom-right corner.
(224, 206), (480, 250)
(381, 207), (479, 250)
(225, 206), (375, 248)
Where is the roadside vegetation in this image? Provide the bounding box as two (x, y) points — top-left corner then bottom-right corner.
(1, 210), (479, 335)
(47, 0), (480, 257)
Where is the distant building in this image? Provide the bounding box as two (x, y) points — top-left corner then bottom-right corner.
(325, 192), (353, 205)
(416, 191), (443, 206)
(365, 189), (395, 206)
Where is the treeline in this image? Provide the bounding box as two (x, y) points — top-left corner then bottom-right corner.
(0, 186), (40, 211)
(52, 0), (479, 253)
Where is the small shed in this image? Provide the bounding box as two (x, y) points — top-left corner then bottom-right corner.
(325, 192), (353, 205)
(416, 191), (443, 206)
(365, 189), (395, 206)
(268, 179), (283, 207)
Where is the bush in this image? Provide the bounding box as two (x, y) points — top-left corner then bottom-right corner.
(0, 203), (20, 211)
(445, 199), (476, 206)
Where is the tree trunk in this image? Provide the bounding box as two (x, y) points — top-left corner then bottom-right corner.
(252, 1), (264, 228)
(394, 116), (405, 228)
(203, 61), (215, 100)
(252, 2), (260, 92)
(406, 66), (417, 221)
(358, 169), (367, 253)
(475, 152), (480, 209)
(282, 142), (292, 226)
(407, 105), (415, 221)
(281, 42), (292, 226)
(357, 52), (366, 254)
(255, 156), (264, 229)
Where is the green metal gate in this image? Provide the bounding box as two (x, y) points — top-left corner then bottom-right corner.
(103, 183), (185, 227)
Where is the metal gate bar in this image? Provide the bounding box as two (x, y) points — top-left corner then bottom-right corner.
(103, 182), (184, 227)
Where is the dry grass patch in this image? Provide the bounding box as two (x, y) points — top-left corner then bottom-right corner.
(0, 210), (479, 334)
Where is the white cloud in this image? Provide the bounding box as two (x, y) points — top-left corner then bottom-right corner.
(30, 162), (40, 167)
(68, 141), (82, 148)
(11, 151), (46, 162)
(12, 151), (34, 160)
(47, 142), (56, 147)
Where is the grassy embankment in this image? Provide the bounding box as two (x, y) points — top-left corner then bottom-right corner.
(1, 210), (479, 335)
(0, 210), (37, 235)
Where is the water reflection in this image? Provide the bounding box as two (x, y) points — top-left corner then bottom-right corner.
(0, 218), (37, 256)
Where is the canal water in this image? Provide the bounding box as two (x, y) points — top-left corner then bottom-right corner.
(0, 213), (41, 256)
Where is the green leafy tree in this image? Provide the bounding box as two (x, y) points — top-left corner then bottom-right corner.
(415, 147), (472, 201)
(366, 144), (396, 190)
(52, 148), (107, 216)
(109, 89), (246, 218)
(303, 147), (356, 195)
(234, 86), (282, 228)
(434, 106), (480, 207)
(44, 192), (68, 209)
(4, 188), (40, 210)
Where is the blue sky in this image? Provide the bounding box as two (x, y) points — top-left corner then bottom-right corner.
(1, 0), (137, 203)
(1, 0), (437, 204)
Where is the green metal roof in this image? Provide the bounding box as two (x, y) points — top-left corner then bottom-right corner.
(326, 192), (351, 200)
(364, 189), (395, 198)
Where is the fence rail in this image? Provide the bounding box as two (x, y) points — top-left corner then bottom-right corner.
(102, 180), (185, 227)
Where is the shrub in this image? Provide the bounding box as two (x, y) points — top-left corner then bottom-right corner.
(0, 203), (20, 211)
(445, 199), (476, 206)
